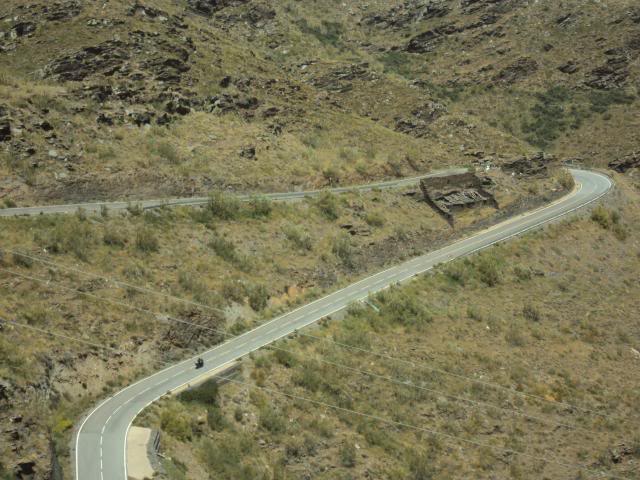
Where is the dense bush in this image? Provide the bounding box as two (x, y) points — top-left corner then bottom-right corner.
(284, 225), (313, 252)
(207, 192), (242, 220)
(259, 406), (287, 434)
(377, 288), (433, 328)
(340, 440), (357, 467)
(332, 233), (355, 268)
(315, 191), (340, 220)
(248, 284), (269, 312)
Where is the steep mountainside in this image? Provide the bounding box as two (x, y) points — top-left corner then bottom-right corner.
(0, 0), (637, 204)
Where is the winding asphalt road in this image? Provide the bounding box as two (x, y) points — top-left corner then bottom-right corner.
(0, 169), (466, 217)
(0, 168), (608, 479)
(67, 169), (613, 480)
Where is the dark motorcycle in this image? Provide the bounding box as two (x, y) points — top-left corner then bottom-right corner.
(195, 358), (204, 369)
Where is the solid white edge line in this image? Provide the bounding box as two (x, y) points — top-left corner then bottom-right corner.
(76, 169), (612, 480)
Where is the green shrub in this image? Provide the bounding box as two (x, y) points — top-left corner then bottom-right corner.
(505, 326), (526, 347)
(103, 228), (127, 247)
(12, 252), (33, 268)
(160, 404), (192, 441)
(522, 304), (541, 322)
(332, 233), (355, 269)
(156, 141), (181, 164)
(379, 51), (414, 77)
(340, 440), (357, 467)
(294, 362), (323, 392)
(259, 406), (287, 434)
(377, 288), (433, 327)
(209, 235), (237, 260)
(248, 196), (272, 219)
(296, 18), (344, 47)
(315, 191), (340, 220)
(207, 406), (227, 431)
(284, 225), (313, 252)
(475, 254), (503, 287)
(248, 284), (269, 312)
(273, 348), (297, 368)
(21, 306), (49, 326)
(364, 211), (385, 227)
(135, 227), (159, 253)
(221, 280), (247, 303)
(588, 89), (635, 114)
(207, 192), (242, 220)
(521, 86), (572, 149)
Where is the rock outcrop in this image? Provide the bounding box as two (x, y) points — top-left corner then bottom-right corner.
(395, 101), (447, 137)
(585, 56), (629, 90)
(609, 152), (640, 173)
(363, 0), (450, 29)
(493, 57), (538, 84)
(501, 152), (554, 177)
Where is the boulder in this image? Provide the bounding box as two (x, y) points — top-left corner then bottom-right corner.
(10, 22), (36, 39)
(0, 119), (11, 142)
(240, 146), (256, 159)
(558, 61), (579, 74)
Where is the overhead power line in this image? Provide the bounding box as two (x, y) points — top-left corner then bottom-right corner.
(213, 372), (629, 480)
(0, 265), (603, 435)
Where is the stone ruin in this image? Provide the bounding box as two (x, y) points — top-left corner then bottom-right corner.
(420, 172), (498, 225)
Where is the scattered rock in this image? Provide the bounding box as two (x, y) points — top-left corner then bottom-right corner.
(608, 152), (640, 173)
(585, 55), (629, 90)
(96, 113), (114, 125)
(45, 40), (131, 82)
(395, 101), (447, 137)
(34, 120), (54, 132)
(340, 223), (371, 236)
(165, 97), (191, 116)
(261, 106), (279, 118)
(127, 110), (154, 126)
(558, 61), (579, 74)
(493, 57), (538, 84)
(42, 1), (83, 22)
(240, 146), (256, 159)
(610, 444), (634, 464)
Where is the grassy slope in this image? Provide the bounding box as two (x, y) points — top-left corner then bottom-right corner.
(149, 173), (640, 480)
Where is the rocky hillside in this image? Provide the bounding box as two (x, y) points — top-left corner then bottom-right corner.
(0, 0), (637, 205)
